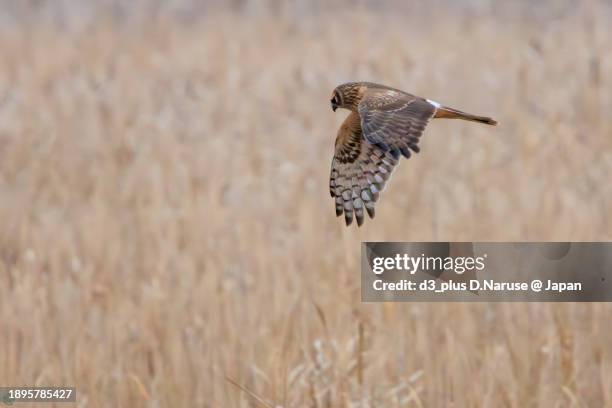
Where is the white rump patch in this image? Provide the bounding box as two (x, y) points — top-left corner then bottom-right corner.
(427, 99), (442, 108)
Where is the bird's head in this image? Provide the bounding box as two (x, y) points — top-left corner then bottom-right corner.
(330, 82), (362, 112)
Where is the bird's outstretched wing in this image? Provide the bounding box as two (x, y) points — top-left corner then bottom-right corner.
(358, 89), (436, 158)
(330, 112), (400, 226)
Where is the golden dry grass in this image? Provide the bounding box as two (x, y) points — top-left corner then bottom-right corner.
(1, 4), (612, 407)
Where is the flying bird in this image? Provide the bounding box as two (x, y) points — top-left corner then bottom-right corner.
(329, 82), (497, 226)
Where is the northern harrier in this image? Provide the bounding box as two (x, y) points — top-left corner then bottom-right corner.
(329, 82), (497, 226)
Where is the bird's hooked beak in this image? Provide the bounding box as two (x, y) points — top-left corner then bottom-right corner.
(331, 100), (337, 112)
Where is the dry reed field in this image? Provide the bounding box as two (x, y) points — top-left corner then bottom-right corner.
(1, 1), (612, 407)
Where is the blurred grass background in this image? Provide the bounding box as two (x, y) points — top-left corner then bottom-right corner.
(0, 0), (611, 406)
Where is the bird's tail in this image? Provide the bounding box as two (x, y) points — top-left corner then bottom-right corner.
(433, 105), (498, 126)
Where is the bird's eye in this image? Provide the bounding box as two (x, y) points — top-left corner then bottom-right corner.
(331, 93), (339, 105)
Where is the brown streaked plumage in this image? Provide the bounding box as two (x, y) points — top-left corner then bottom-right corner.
(329, 81), (497, 227)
